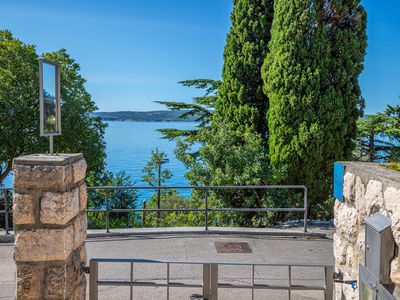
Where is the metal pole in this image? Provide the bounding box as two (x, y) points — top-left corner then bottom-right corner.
(4, 190), (9, 235)
(167, 263), (170, 300)
(288, 265), (292, 300)
(205, 189), (209, 231)
(203, 264), (211, 300)
(252, 264), (255, 300)
(105, 190), (110, 233)
(130, 262), (133, 300)
(325, 266), (334, 300)
(157, 164), (161, 219)
(210, 264), (218, 300)
(89, 260), (98, 300)
(303, 187), (308, 232)
(49, 135), (54, 155)
(142, 201), (146, 226)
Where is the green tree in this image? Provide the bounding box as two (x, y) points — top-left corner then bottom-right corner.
(141, 148), (206, 227)
(355, 105), (400, 162)
(263, 0), (367, 216)
(157, 79), (220, 142)
(185, 0), (275, 226)
(157, 79), (219, 192)
(0, 31), (107, 185)
(142, 148), (172, 186)
(142, 148), (172, 218)
(42, 49), (107, 178)
(213, 0), (274, 137)
(0, 30), (41, 184)
(157, 0), (282, 226)
(142, 190), (204, 228)
(87, 171), (138, 229)
(198, 124), (276, 226)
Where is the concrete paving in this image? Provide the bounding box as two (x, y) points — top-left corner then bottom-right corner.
(0, 224), (334, 243)
(0, 233), (333, 299)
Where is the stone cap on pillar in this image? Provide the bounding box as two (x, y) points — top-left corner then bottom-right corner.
(13, 153), (83, 166)
(13, 153), (87, 191)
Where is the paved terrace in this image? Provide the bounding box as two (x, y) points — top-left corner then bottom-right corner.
(0, 229), (333, 300)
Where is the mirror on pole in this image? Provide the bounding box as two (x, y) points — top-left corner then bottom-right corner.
(39, 59), (61, 154)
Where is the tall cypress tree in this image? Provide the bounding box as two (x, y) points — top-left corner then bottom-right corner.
(198, 0), (274, 226)
(213, 0), (274, 137)
(263, 0), (367, 214)
(325, 0), (367, 159)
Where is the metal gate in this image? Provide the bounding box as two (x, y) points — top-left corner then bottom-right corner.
(89, 258), (333, 300)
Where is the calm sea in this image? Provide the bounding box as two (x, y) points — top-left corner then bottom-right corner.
(3, 121), (195, 204)
(104, 121), (195, 202)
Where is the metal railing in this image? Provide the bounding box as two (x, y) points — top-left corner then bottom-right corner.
(87, 185), (308, 232)
(1, 185), (308, 234)
(0, 187), (11, 235)
(89, 258), (333, 300)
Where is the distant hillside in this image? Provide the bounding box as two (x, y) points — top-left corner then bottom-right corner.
(95, 110), (197, 122)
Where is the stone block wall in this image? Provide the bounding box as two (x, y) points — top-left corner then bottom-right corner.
(13, 154), (88, 300)
(334, 162), (400, 299)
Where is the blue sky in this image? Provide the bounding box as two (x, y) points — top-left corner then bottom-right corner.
(0, 0), (398, 114)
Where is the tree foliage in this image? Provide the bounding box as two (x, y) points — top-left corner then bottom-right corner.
(156, 79), (220, 142)
(0, 30), (41, 183)
(142, 148), (172, 186)
(213, 0), (274, 137)
(0, 31), (107, 185)
(157, 79), (219, 187)
(87, 171), (138, 229)
(42, 50), (107, 178)
(262, 0), (367, 214)
(355, 105), (400, 162)
(142, 190), (204, 227)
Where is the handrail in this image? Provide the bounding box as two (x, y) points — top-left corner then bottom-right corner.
(89, 257), (333, 300)
(91, 257), (331, 268)
(1, 185), (308, 234)
(87, 185), (307, 190)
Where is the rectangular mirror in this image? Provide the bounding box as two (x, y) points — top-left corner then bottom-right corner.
(40, 59), (61, 136)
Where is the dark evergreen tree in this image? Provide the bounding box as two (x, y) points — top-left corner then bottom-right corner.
(355, 105), (400, 162)
(157, 79), (220, 143)
(263, 0), (367, 215)
(199, 0), (275, 225)
(213, 0), (274, 137)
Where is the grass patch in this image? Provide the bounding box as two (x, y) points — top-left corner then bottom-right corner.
(385, 162), (400, 172)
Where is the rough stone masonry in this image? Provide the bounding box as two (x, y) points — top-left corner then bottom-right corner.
(334, 162), (400, 299)
(13, 154), (87, 300)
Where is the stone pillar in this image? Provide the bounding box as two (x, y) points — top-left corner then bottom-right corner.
(13, 154), (88, 300)
(333, 162), (400, 299)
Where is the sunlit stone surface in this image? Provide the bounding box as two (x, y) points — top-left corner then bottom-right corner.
(334, 162), (400, 299)
(13, 154), (87, 300)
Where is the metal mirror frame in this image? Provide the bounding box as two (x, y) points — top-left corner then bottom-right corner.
(39, 58), (61, 137)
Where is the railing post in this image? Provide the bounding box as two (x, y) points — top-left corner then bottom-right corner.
(166, 262), (170, 300)
(4, 190), (9, 235)
(105, 190), (110, 233)
(325, 266), (334, 300)
(142, 200), (146, 226)
(89, 260), (99, 300)
(130, 262), (134, 300)
(288, 265), (292, 300)
(303, 187), (308, 232)
(203, 263), (211, 300)
(205, 188), (209, 231)
(251, 264), (255, 300)
(210, 263), (218, 300)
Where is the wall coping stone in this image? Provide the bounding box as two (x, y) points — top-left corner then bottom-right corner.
(338, 162), (400, 190)
(13, 154), (83, 167)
